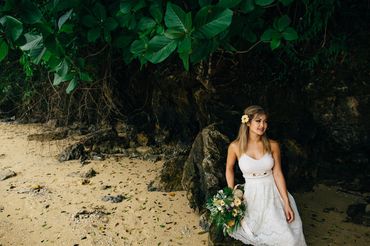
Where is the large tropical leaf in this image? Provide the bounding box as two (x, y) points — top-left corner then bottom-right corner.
(20, 33), (43, 51)
(145, 35), (177, 63)
(66, 78), (78, 94)
(149, 3), (163, 23)
(164, 2), (191, 33)
(130, 39), (148, 55)
(0, 16), (23, 42)
(194, 6), (233, 39)
(19, 0), (42, 24)
(137, 17), (156, 31)
(58, 9), (73, 30)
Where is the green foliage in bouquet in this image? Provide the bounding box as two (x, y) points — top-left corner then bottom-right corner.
(206, 185), (246, 236)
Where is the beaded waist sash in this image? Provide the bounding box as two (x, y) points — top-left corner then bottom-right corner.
(244, 169), (273, 178)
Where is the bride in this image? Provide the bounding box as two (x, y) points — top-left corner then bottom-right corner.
(225, 105), (307, 245)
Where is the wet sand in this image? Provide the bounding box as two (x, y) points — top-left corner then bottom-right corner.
(0, 122), (369, 245)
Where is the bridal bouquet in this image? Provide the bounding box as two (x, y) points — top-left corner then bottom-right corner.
(206, 184), (246, 235)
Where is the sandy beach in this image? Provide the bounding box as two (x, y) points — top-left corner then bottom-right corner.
(0, 122), (369, 245)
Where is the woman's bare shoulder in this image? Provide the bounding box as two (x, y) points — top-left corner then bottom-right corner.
(269, 139), (280, 151)
(228, 141), (239, 153)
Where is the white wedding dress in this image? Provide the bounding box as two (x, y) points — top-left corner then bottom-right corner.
(229, 153), (307, 246)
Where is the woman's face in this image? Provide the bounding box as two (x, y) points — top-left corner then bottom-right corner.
(248, 113), (268, 136)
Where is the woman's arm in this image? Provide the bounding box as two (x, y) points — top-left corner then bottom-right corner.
(271, 140), (295, 223)
(226, 143), (237, 189)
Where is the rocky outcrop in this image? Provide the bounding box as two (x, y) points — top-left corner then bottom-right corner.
(208, 224), (247, 246)
(181, 124), (230, 211)
(147, 155), (187, 192)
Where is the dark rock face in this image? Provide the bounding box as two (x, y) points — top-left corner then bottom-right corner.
(181, 124), (230, 211)
(58, 143), (85, 162)
(0, 169), (16, 181)
(208, 224), (247, 246)
(346, 203), (370, 226)
(151, 75), (199, 143)
(147, 155), (187, 192)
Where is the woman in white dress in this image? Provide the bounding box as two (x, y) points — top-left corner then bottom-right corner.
(225, 105), (307, 246)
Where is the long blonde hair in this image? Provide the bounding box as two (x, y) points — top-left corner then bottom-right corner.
(235, 105), (271, 155)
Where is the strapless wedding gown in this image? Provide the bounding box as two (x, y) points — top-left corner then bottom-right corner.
(229, 153), (307, 246)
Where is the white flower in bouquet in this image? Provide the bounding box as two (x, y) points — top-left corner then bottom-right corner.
(234, 189), (244, 199)
(234, 197), (242, 207)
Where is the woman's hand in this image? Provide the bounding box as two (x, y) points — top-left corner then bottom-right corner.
(284, 204), (295, 223)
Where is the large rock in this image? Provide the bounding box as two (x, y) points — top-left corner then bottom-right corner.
(208, 224), (248, 246)
(181, 124), (230, 211)
(0, 169), (16, 181)
(147, 155), (187, 192)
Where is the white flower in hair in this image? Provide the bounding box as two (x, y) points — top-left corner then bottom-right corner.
(241, 115), (249, 124)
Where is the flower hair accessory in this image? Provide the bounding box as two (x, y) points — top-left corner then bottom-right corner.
(241, 114), (249, 124)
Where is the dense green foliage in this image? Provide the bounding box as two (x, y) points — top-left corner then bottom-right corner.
(0, 0), (299, 93)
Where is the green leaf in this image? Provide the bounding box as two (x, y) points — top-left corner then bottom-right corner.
(270, 38), (281, 50)
(164, 29), (186, 39)
(279, 0), (294, 6)
(179, 52), (189, 71)
(149, 3), (163, 23)
(194, 6), (233, 39)
(53, 72), (73, 86)
(132, 0), (146, 12)
(87, 28), (101, 43)
(164, 2), (190, 33)
(59, 23), (74, 34)
(20, 33), (43, 51)
(130, 39), (148, 55)
(156, 25), (164, 35)
(0, 16), (23, 42)
(255, 0), (275, 6)
(19, 0), (42, 24)
(261, 28), (279, 42)
(145, 35), (177, 63)
(104, 17), (118, 32)
(217, 0), (242, 8)
(0, 40), (9, 62)
(79, 72), (93, 82)
(282, 27), (298, 40)
(55, 59), (69, 77)
(119, 1), (133, 15)
(58, 9), (73, 30)
(137, 17), (156, 31)
(240, 0), (255, 13)
(276, 15), (290, 32)
(178, 35), (191, 54)
(190, 38), (218, 63)
(66, 78), (78, 94)
(30, 47), (46, 64)
(53, 59), (73, 86)
(53, 73), (66, 85)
